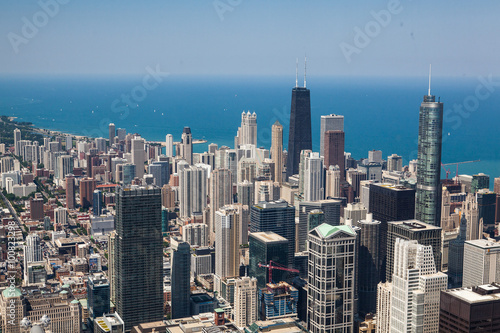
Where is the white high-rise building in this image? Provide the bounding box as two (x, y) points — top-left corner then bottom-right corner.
(209, 168), (233, 242)
(233, 276), (258, 329)
(237, 111), (257, 147)
(389, 239), (448, 333)
(54, 207), (68, 225)
(462, 193), (482, 241)
(376, 282), (392, 333)
(344, 202), (367, 226)
(179, 164), (208, 218)
(307, 224), (357, 333)
(57, 155), (73, 180)
(14, 128), (21, 155)
(23, 233), (43, 283)
(325, 165), (341, 198)
(131, 136), (145, 178)
(215, 207), (240, 279)
(271, 121), (283, 183)
(165, 134), (173, 157)
(95, 137), (107, 153)
(320, 114), (344, 157)
(303, 152), (324, 201)
(387, 154), (403, 172)
(180, 127), (193, 165)
(463, 239), (500, 287)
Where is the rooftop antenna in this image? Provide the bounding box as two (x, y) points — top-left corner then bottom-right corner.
(428, 64), (432, 96)
(304, 54), (307, 88)
(295, 58), (298, 88)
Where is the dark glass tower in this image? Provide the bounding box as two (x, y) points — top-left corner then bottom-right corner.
(87, 273), (110, 322)
(250, 200), (296, 266)
(249, 231), (289, 288)
(448, 214), (467, 288)
(170, 237), (191, 319)
(415, 89), (443, 227)
(286, 85), (311, 179)
(115, 187), (163, 331)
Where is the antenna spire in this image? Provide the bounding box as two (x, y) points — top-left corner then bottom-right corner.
(304, 55), (307, 88)
(295, 58), (298, 88)
(428, 64), (432, 96)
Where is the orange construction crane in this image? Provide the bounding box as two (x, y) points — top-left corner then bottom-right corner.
(441, 160), (480, 183)
(258, 260), (299, 283)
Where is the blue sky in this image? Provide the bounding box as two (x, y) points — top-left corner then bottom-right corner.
(1, 0), (499, 77)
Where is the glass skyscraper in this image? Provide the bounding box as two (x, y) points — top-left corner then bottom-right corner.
(170, 237), (191, 319)
(114, 186), (163, 331)
(249, 231), (289, 288)
(415, 93), (443, 226)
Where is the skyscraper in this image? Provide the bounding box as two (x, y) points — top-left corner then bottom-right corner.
(357, 214), (382, 316)
(108, 123), (116, 144)
(286, 64), (311, 179)
(233, 277), (258, 329)
(181, 126), (193, 165)
(215, 207), (241, 279)
(93, 190), (102, 216)
(13, 128), (21, 155)
(114, 187), (163, 331)
(389, 239), (447, 333)
(249, 231), (289, 288)
(250, 200), (295, 266)
(271, 121), (283, 183)
(66, 174), (76, 210)
(448, 214), (467, 288)
(179, 164), (209, 218)
(463, 239), (500, 287)
(303, 152), (324, 202)
(307, 224), (357, 333)
(320, 114), (344, 158)
(415, 80), (444, 226)
(131, 136), (145, 178)
(23, 233), (43, 283)
(170, 237), (191, 319)
(237, 111), (257, 147)
(87, 272), (110, 322)
(209, 168), (233, 241)
(324, 130), (345, 180)
(165, 134), (174, 157)
(80, 177), (97, 209)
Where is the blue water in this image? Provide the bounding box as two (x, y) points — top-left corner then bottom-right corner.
(1, 75), (499, 183)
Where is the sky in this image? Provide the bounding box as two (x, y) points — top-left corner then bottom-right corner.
(1, 0), (499, 77)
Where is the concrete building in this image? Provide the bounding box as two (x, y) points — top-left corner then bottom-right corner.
(320, 114), (344, 158)
(259, 282), (298, 320)
(180, 127), (193, 165)
(389, 239), (447, 333)
(463, 239), (500, 287)
(376, 282), (391, 333)
(324, 130), (345, 180)
(271, 121), (283, 183)
(179, 164), (209, 218)
(307, 224), (357, 333)
(233, 276), (258, 329)
(215, 207), (241, 279)
(303, 152), (324, 202)
(131, 136), (145, 178)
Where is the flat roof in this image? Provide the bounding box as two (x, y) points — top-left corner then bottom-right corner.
(250, 231), (288, 243)
(445, 285), (500, 304)
(389, 220), (441, 231)
(465, 239), (500, 249)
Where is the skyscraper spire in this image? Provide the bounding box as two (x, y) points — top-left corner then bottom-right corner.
(304, 55), (307, 88)
(428, 64), (432, 96)
(295, 58), (298, 88)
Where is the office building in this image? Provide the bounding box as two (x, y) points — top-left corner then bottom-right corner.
(477, 189), (496, 228)
(182, 223), (208, 247)
(320, 114), (344, 157)
(357, 214), (381, 316)
(108, 123), (116, 143)
(376, 282), (392, 333)
(307, 209), (324, 231)
(415, 89), (444, 226)
(463, 239), (500, 287)
(303, 152), (324, 201)
(471, 173), (490, 194)
(249, 231), (289, 288)
(386, 220), (442, 282)
(96, 137), (107, 153)
(180, 127), (193, 164)
(250, 200), (295, 266)
(170, 237), (191, 319)
(131, 136), (145, 178)
(286, 71), (312, 179)
(54, 207), (68, 225)
(237, 180), (254, 209)
(93, 190), (103, 216)
(23, 233), (43, 283)
(88, 273), (111, 322)
(324, 130), (345, 180)
(271, 121), (283, 183)
(448, 214), (467, 288)
(165, 134), (173, 157)
(148, 161), (170, 187)
(14, 128), (21, 155)
(191, 246), (213, 277)
(29, 196), (44, 220)
(297, 199), (341, 253)
(66, 174), (76, 210)
(80, 177), (97, 209)
(94, 313), (125, 333)
(344, 202), (367, 227)
(325, 165), (341, 198)
(259, 282), (298, 320)
(439, 283), (500, 332)
(115, 187), (163, 331)
(233, 276), (258, 329)
(462, 193), (482, 241)
(389, 239), (447, 333)
(307, 224), (357, 333)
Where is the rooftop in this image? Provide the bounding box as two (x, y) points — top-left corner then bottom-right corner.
(465, 239), (500, 249)
(389, 219), (441, 231)
(445, 284), (500, 304)
(314, 223), (356, 238)
(250, 231), (288, 243)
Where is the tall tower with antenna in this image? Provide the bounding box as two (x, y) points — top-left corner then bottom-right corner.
(287, 56), (312, 179)
(415, 65), (444, 226)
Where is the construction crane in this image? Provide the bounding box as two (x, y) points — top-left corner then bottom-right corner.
(441, 160), (480, 183)
(258, 260), (299, 283)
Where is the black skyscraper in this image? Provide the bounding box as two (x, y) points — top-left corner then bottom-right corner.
(114, 187), (163, 331)
(286, 64), (311, 179)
